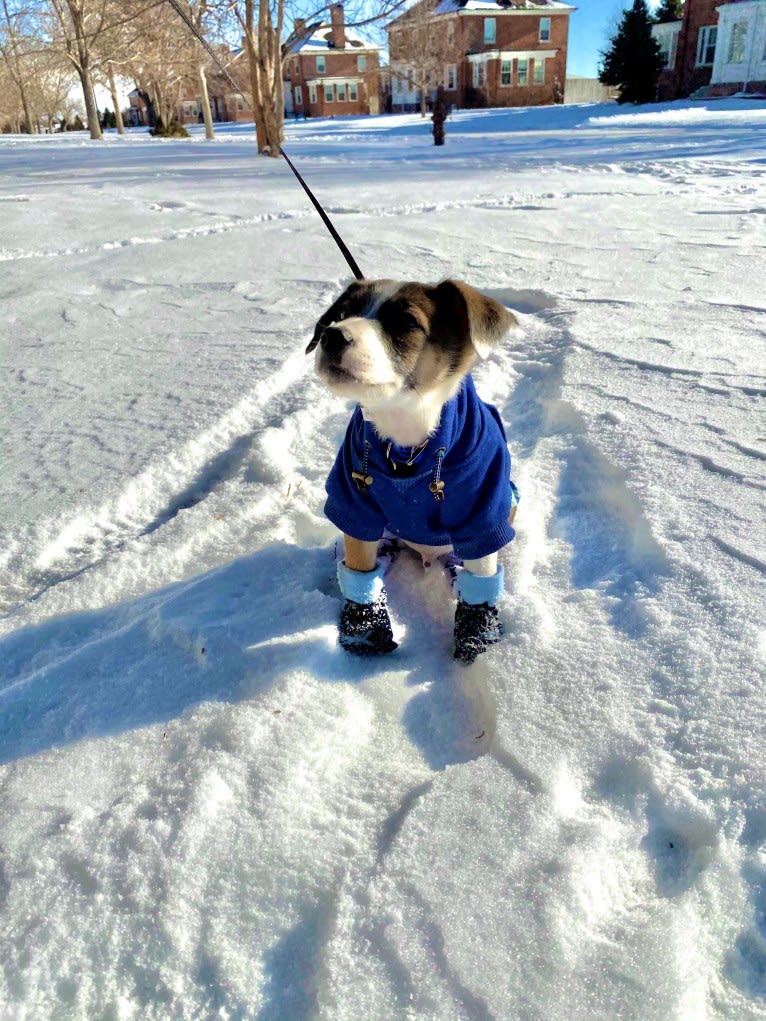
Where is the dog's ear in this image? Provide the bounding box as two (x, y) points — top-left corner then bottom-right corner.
(434, 279), (516, 359)
(306, 281), (372, 354)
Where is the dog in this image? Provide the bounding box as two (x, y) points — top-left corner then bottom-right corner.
(307, 279), (519, 662)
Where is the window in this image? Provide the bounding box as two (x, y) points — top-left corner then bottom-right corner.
(349, 82), (358, 101)
(539, 17), (551, 43)
(447, 22), (454, 46)
(309, 84), (317, 104)
(696, 25), (717, 66)
(357, 54), (366, 71)
(316, 55), (326, 72)
(517, 58), (528, 86)
(484, 18), (496, 44)
(728, 21), (748, 63)
(501, 59), (511, 86)
(337, 82), (346, 101)
(472, 60), (486, 87)
(324, 84), (333, 102)
(446, 64), (457, 89)
(658, 30), (679, 68)
(295, 86), (302, 105)
(533, 59), (544, 84)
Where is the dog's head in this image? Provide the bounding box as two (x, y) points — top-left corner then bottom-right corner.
(306, 279), (516, 405)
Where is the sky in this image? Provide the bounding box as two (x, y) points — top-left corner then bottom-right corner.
(566, 0), (661, 78)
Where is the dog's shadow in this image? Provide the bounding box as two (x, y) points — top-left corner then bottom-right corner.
(0, 544), (493, 770)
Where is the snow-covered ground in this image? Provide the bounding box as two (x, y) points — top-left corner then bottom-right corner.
(1, 99), (765, 1021)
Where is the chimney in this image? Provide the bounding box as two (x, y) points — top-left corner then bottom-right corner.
(294, 17), (306, 38)
(330, 3), (346, 50)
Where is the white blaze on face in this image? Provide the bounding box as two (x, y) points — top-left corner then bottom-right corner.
(320, 315), (400, 386)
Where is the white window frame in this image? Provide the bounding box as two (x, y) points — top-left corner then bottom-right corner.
(337, 82), (346, 101)
(517, 58), (529, 86)
(446, 64), (457, 90)
(316, 55), (326, 73)
(501, 59), (512, 86)
(295, 86), (302, 105)
(324, 83), (334, 102)
(349, 81), (358, 101)
(533, 58), (544, 84)
(357, 54), (366, 72)
(473, 59), (486, 88)
(309, 84), (317, 104)
(484, 18), (496, 44)
(539, 17), (551, 43)
(696, 25), (717, 66)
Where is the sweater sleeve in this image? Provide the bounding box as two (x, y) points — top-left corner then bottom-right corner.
(324, 416), (387, 542)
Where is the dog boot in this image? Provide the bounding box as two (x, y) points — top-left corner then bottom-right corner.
(337, 560), (398, 656)
(453, 566), (505, 664)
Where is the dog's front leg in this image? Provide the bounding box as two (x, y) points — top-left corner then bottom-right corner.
(454, 553), (504, 664)
(343, 536), (378, 572)
(335, 534), (397, 656)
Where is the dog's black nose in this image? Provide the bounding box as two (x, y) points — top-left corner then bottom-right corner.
(320, 325), (351, 358)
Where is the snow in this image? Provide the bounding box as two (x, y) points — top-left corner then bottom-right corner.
(1, 99), (765, 1020)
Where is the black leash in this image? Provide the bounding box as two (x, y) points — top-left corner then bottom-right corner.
(277, 147), (363, 280)
(164, 0), (364, 280)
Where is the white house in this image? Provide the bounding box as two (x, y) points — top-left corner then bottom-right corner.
(710, 0), (766, 93)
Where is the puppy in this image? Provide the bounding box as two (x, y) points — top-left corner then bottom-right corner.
(307, 279), (519, 662)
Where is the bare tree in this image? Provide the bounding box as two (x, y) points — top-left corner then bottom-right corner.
(127, 1), (194, 129)
(47, 0), (112, 138)
(201, 0), (405, 155)
(184, 0), (215, 139)
(0, 0), (40, 130)
(387, 0), (450, 116)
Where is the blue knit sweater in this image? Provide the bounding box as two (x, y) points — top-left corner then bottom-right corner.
(324, 376), (517, 561)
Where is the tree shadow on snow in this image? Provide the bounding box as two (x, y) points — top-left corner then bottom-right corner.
(0, 543), (491, 769)
(0, 544), (346, 765)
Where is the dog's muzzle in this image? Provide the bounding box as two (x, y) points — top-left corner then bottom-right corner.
(319, 325), (351, 361)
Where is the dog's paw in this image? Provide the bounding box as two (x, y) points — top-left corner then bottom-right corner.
(339, 593), (398, 656)
(453, 599), (503, 664)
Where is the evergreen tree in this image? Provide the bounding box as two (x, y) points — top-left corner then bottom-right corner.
(655, 0), (683, 23)
(599, 0), (665, 105)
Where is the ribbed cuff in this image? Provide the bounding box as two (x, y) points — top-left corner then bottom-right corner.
(457, 565), (505, 606)
(337, 560), (386, 605)
(454, 522), (515, 561)
(324, 499), (385, 544)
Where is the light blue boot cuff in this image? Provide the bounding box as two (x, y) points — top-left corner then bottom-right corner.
(337, 560), (386, 604)
(456, 565), (505, 606)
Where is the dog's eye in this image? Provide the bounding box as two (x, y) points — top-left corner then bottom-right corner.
(400, 312), (421, 333)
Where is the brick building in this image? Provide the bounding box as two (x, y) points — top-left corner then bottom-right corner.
(654, 0), (766, 100)
(672, 0), (726, 96)
(284, 4), (382, 117)
(387, 0), (574, 111)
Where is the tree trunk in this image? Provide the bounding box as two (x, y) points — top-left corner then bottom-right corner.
(243, 0), (283, 156)
(107, 63), (125, 135)
(197, 64), (215, 140)
(75, 61), (102, 139)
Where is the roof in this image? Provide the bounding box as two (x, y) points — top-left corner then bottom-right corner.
(433, 0), (574, 11)
(287, 22), (380, 54)
(387, 0), (573, 29)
